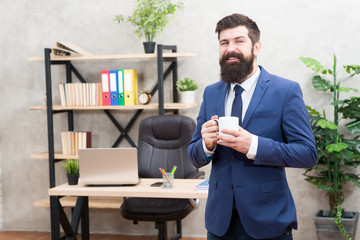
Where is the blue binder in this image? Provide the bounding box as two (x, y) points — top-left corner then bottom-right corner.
(109, 70), (118, 105)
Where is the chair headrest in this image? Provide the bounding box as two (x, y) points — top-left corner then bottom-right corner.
(139, 115), (195, 148)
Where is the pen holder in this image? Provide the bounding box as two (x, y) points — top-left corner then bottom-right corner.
(162, 172), (174, 188)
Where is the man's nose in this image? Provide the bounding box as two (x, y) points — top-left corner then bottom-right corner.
(227, 42), (237, 52)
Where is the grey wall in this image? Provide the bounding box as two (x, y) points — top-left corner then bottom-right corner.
(1, 0), (360, 239)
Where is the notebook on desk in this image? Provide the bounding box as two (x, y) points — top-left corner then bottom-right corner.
(78, 148), (140, 186)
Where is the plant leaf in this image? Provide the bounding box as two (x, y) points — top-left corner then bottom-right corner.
(317, 119), (338, 130)
(346, 120), (360, 134)
(306, 105), (321, 116)
(312, 76), (331, 91)
(326, 142), (348, 153)
(344, 64), (360, 78)
(300, 57), (327, 73)
(331, 100), (344, 107)
(338, 87), (359, 93)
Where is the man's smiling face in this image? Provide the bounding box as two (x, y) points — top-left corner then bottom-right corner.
(219, 25), (258, 65)
(218, 25), (260, 83)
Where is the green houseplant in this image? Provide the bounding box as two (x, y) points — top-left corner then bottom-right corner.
(176, 77), (199, 92)
(62, 159), (79, 185)
(114, 0), (184, 53)
(176, 77), (198, 104)
(300, 55), (360, 240)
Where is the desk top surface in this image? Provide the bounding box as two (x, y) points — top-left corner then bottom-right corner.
(49, 178), (208, 199)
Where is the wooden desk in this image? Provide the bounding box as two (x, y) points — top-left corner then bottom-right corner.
(48, 179), (208, 240)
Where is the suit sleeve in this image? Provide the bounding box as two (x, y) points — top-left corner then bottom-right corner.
(187, 88), (213, 168)
(254, 82), (317, 168)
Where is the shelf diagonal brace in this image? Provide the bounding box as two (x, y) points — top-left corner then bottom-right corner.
(51, 196), (89, 240)
(103, 110), (137, 148)
(112, 109), (144, 148)
(57, 198), (77, 239)
(69, 197), (88, 236)
(70, 63), (87, 84)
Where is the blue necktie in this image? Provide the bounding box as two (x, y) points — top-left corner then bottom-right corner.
(231, 85), (244, 126)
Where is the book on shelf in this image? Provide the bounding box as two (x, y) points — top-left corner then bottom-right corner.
(52, 41), (93, 56)
(59, 83), (102, 107)
(196, 179), (209, 191)
(61, 131), (92, 156)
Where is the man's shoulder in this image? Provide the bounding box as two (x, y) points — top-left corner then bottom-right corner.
(260, 66), (297, 86)
(205, 81), (227, 91)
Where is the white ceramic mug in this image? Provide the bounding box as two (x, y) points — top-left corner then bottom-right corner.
(214, 116), (239, 138)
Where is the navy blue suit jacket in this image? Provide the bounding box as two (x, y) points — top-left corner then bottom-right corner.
(187, 67), (317, 239)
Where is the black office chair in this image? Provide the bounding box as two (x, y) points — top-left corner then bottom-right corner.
(120, 115), (205, 240)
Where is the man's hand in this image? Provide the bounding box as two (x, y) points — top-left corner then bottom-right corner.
(201, 115), (219, 151)
(217, 126), (252, 154)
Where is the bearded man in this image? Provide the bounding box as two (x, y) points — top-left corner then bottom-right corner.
(187, 13), (317, 240)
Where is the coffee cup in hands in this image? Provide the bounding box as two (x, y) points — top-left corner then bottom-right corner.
(214, 116), (239, 140)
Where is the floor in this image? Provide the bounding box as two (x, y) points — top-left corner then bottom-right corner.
(0, 231), (206, 240)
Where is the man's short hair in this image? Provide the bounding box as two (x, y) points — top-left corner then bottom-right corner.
(215, 13), (260, 45)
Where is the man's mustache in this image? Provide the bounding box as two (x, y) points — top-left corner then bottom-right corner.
(221, 52), (245, 63)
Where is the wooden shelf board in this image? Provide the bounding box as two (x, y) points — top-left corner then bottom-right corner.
(30, 103), (198, 111)
(34, 196), (123, 209)
(31, 151), (77, 160)
(27, 52), (196, 62)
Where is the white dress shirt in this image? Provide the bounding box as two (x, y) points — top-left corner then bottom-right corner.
(203, 66), (260, 160)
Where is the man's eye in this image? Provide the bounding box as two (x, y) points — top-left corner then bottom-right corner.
(236, 40), (244, 44)
(220, 42), (228, 46)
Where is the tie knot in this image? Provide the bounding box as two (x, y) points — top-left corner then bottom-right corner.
(234, 85), (244, 96)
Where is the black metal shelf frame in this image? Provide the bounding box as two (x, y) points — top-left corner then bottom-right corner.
(44, 45), (180, 240)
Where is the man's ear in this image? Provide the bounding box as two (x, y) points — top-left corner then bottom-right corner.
(253, 41), (261, 56)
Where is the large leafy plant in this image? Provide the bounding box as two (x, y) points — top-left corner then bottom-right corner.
(114, 0), (184, 42)
(300, 55), (360, 239)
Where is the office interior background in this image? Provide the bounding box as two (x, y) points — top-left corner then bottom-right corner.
(1, 0), (360, 239)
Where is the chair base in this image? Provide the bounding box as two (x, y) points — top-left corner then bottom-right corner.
(155, 220), (182, 240)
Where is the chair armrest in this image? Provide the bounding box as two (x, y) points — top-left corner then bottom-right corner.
(186, 171), (205, 179)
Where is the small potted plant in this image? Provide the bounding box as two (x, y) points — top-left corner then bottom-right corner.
(176, 77), (198, 104)
(114, 0), (184, 53)
(300, 55), (360, 240)
(62, 159), (79, 185)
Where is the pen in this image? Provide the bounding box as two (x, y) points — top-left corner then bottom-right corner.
(159, 168), (172, 185)
(170, 165), (177, 175)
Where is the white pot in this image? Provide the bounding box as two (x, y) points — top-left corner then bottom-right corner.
(178, 91), (195, 104)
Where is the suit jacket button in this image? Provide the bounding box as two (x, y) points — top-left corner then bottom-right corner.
(229, 184), (233, 189)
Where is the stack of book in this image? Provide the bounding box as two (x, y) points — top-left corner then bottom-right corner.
(61, 131), (92, 155)
(59, 83), (102, 107)
(196, 179), (209, 191)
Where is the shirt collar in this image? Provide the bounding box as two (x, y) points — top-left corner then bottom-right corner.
(230, 66), (260, 93)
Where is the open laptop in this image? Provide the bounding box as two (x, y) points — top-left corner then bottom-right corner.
(78, 148), (140, 186)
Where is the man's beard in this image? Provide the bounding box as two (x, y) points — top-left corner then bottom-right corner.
(219, 51), (255, 84)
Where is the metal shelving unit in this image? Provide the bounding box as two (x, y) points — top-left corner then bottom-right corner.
(29, 45), (196, 239)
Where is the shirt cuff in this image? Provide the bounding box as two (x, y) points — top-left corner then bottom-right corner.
(246, 134), (258, 160)
(202, 139), (216, 158)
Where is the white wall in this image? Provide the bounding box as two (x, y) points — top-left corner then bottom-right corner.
(0, 0), (360, 239)
(0, 149), (3, 230)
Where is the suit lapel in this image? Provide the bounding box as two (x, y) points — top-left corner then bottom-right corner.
(216, 82), (229, 117)
(242, 67), (270, 128)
